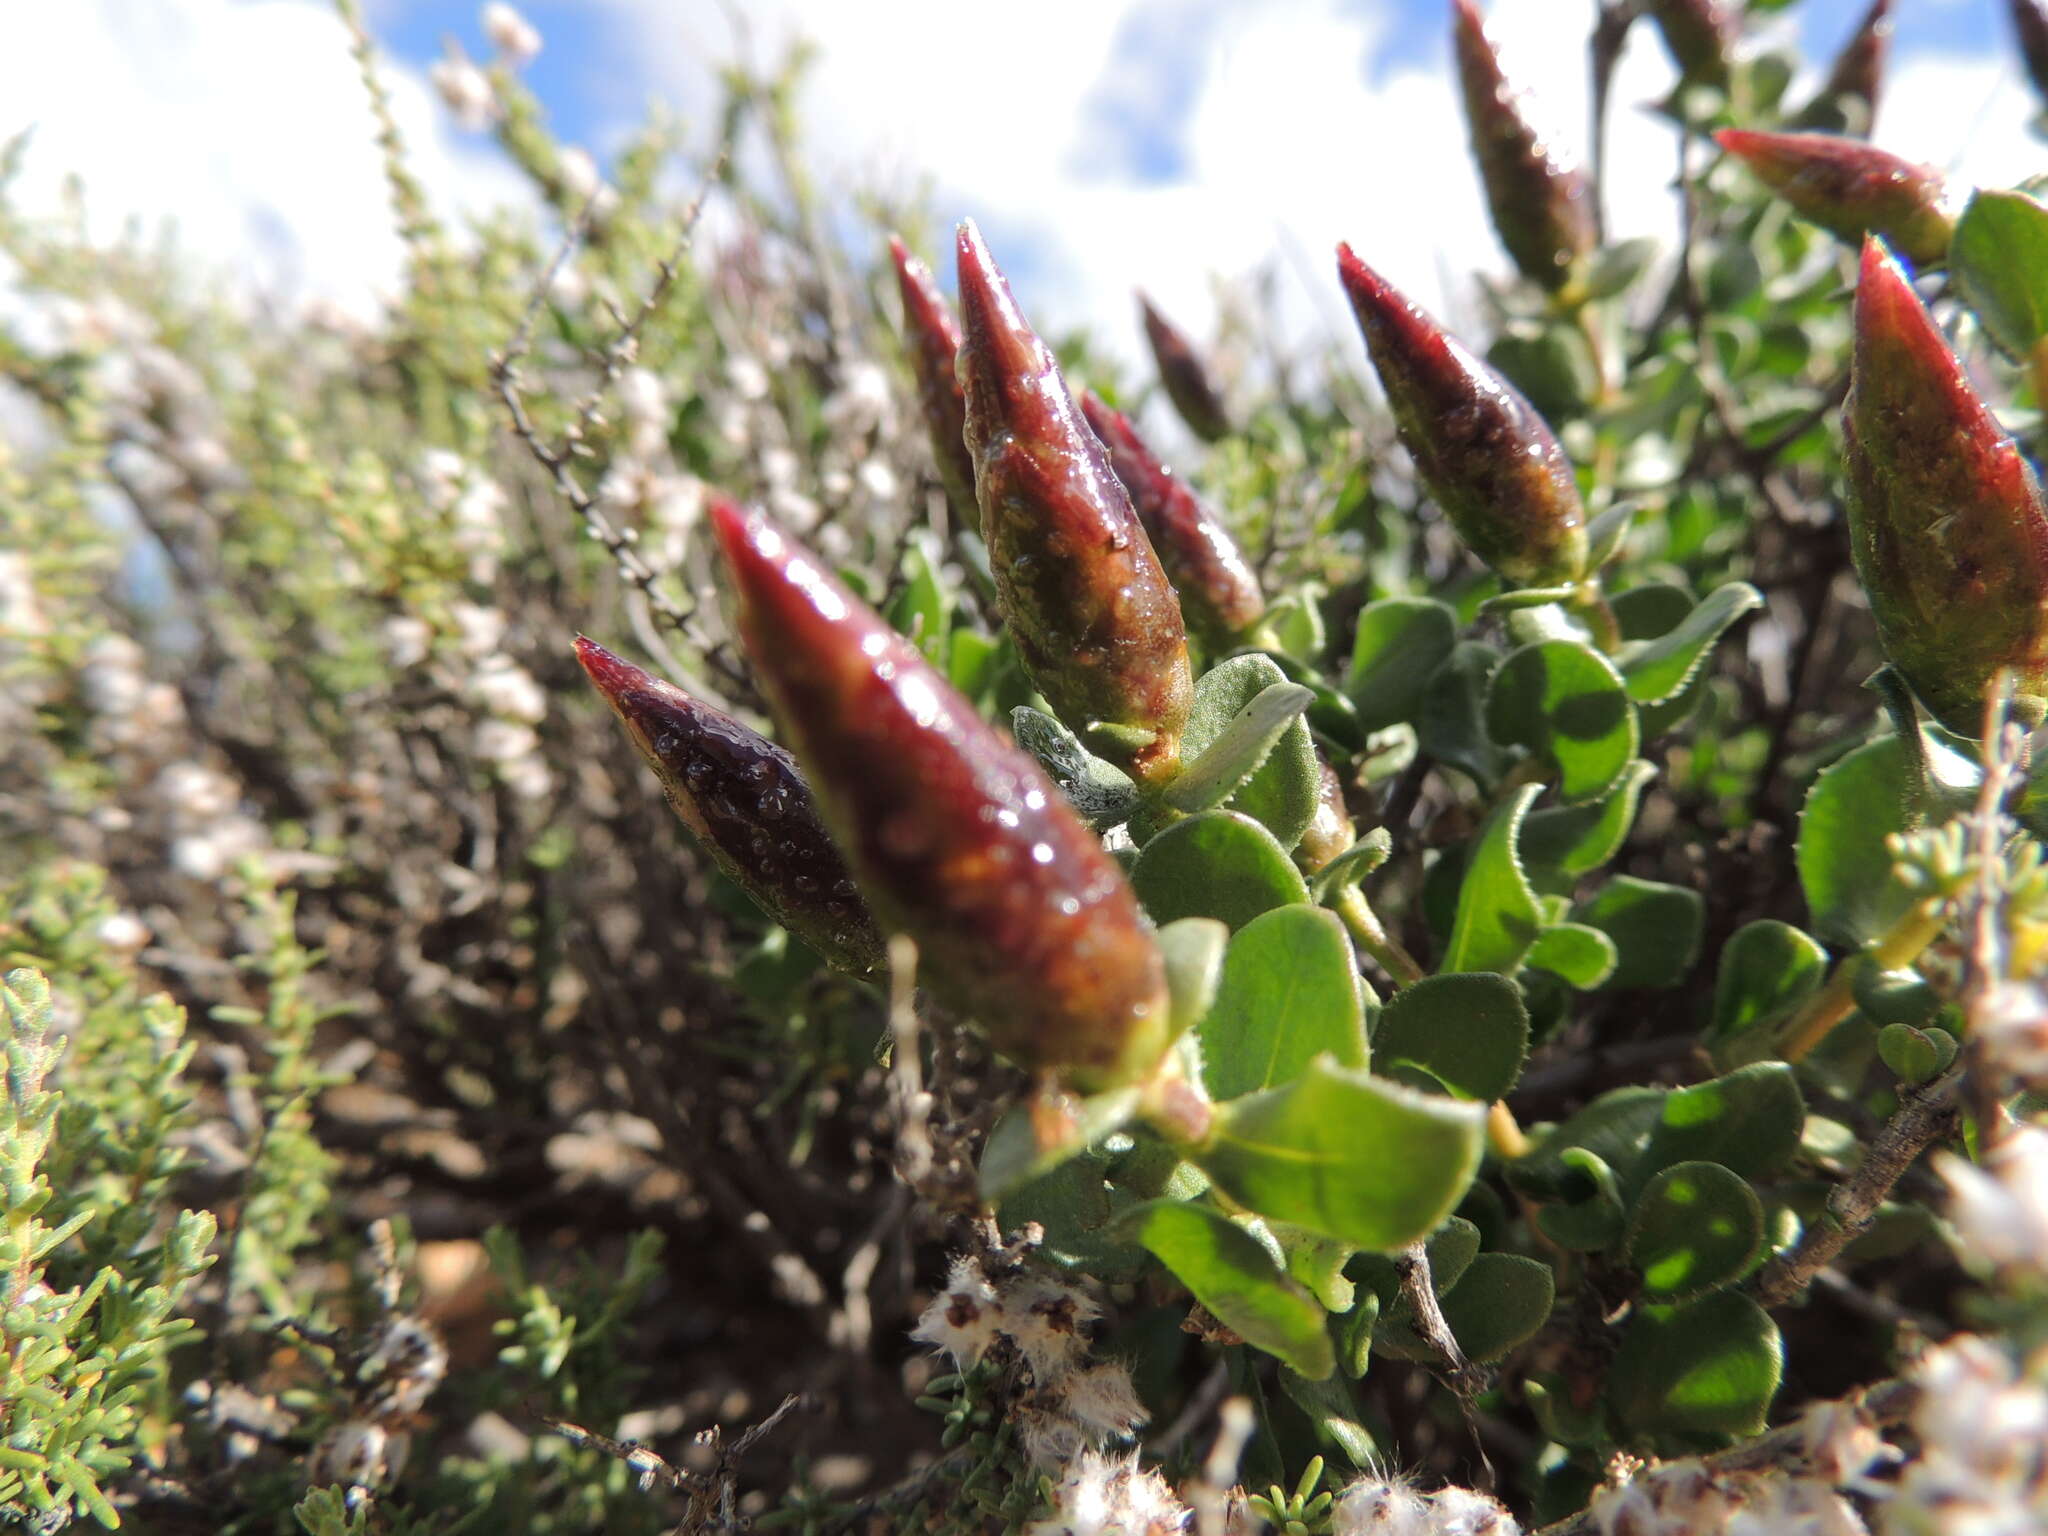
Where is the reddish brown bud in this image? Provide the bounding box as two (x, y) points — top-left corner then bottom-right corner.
(955, 220), (1194, 783)
(1790, 0), (1892, 136)
(1294, 759), (1356, 876)
(1452, 0), (1597, 292)
(1078, 391), (1264, 649)
(1716, 129), (1952, 267)
(1646, 0), (1738, 87)
(887, 235), (981, 533)
(1844, 240), (2048, 732)
(574, 637), (885, 976)
(1336, 244), (1588, 588)
(709, 498), (1173, 1091)
(1137, 292), (1232, 442)
(2014, 1), (2048, 112)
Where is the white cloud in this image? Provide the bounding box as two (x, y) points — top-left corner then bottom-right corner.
(5, 0), (2036, 380)
(0, 0), (526, 316)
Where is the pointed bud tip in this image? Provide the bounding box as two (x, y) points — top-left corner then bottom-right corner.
(572, 633), (641, 699)
(887, 233), (910, 265)
(1335, 243), (1394, 312)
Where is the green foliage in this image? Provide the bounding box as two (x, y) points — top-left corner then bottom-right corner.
(3, 4), (2046, 1530)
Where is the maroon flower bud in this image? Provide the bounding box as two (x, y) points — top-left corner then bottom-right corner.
(1646, 0), (1738, 87)
(2013, 1), (2048, 111)
(709, 498), (1174, 1091)
(1790, 0), (1892, 136)
(1137, 291), (1232, 442)
(1336, 244), (1589, 588)
(1078, 390), (1264, 650)
(1452, 0), (1597, 293)
(1295, 759), (1356, 876)
(1843, 239), (2048, 732)
(1715, 129), (1952, 267)
(887, 235), (981, 533)
(955, 220), (1194, 784)
(574, 637), (885, 976)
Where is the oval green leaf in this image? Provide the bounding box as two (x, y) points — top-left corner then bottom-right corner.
(1485, 640), (1639, 803)
(1709, 920), (1828, 1042)
(1180, 655), (1321, 851)
(1617, 582), (1762, 706)
(1195, 1057), (1487, 1253)
(1626, 1161), (1765, 1301)
(1370, 972), (1530, 1102)
(1440, 783), (1545, 976)
(1953, 189), (2048, 359)
(1134, 810), (1310, 931)
(1607, 1291), (1782, 1442)
(1573, 877), (1703, 991)
(1347, 597), (1459, 731)
(1120, 1200), (1336, 1379)
(1200, 906), (1367, 1101)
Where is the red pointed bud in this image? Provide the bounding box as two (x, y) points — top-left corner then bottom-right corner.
(709, 499), (1173, 1091)
(1137, 292), (1232, 442)
(2015, 2), (2048, 109)
(1452, 0), (1597, 292)
(888, 235), (981, 533)
(1646, 0), (1738, 87)
(574, 636), (885, 976)
(1079, 391), (1264, 649)
(1336, 244), (1588, 588)
(1716, 129), (1952, 267)
(1790, 0), (1892, 136)
(955, 220), (1194, 783)
(1844, 240), (2048, 732)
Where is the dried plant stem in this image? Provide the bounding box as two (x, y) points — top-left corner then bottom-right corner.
(1753, 1059), (1963, 1308)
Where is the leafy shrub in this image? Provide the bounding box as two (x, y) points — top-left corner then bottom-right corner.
(5, 2), (2048, 1533)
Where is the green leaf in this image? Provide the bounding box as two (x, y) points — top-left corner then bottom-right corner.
(1611, 583), (1696, 643)
(1309, 827), (1392, 900)
(1617, 582), (1762, 706)
(1440, 783), (1545, 975)
(998, 1142), (1153, 1283)
(1120, 1201), (1336, 1378)
(1875, 1022), (1957, 1086)
(886, 528), (952, 664)
(1269, 1220), (1358, 1313)
(979, 1087), (1142, 1202)
(1573, 877), (1703, 991)
(1346, 597), (1459, 731)
(1194, 1057), (1487, 1252)
(1167, 680), (1317, 816)
(1010, 706), (1140, 829)
(1532, 1148), (1629, 1251)
(1279, 1368), (1378, 1467)
(1797, 731), (1977, 946)
(1371, 972), (1530, 1102)
(1133, 811), (1311, 931)
(1952, 189), (2048, 359)
(1160, 917), (1229, 1038)
(1525, 923), (1620, 990)
(1181, 655), (1321, 851)
(1521, 761), (1655, 889)
(1263, 587), (1328, 661)
(1643, 1062), (1803, 1184)
(1418, 640), (1508, 790)
(1485, 641), (1639, 802)
(1435, 1253), (1557, 1363)
(1607, 1292), (1782, 1442)
(1509, 1086), (1667, 1202)
(1626, 1161), (1765, 1301)
(1710, 921), (1828, 1041)
(1200, 907), (1368, 1101)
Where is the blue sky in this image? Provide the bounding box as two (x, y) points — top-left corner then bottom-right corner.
(3, 1), (2041, 371)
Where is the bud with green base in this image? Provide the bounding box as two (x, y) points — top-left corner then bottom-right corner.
(1843, 239), (2048, 733)
(1716, 129), (1952, 267)
(956, 219), (1195, 785)
(710, 498), (1175, 1093)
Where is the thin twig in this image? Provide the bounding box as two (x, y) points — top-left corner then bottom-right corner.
(1752, 1061), (1963, 1308)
